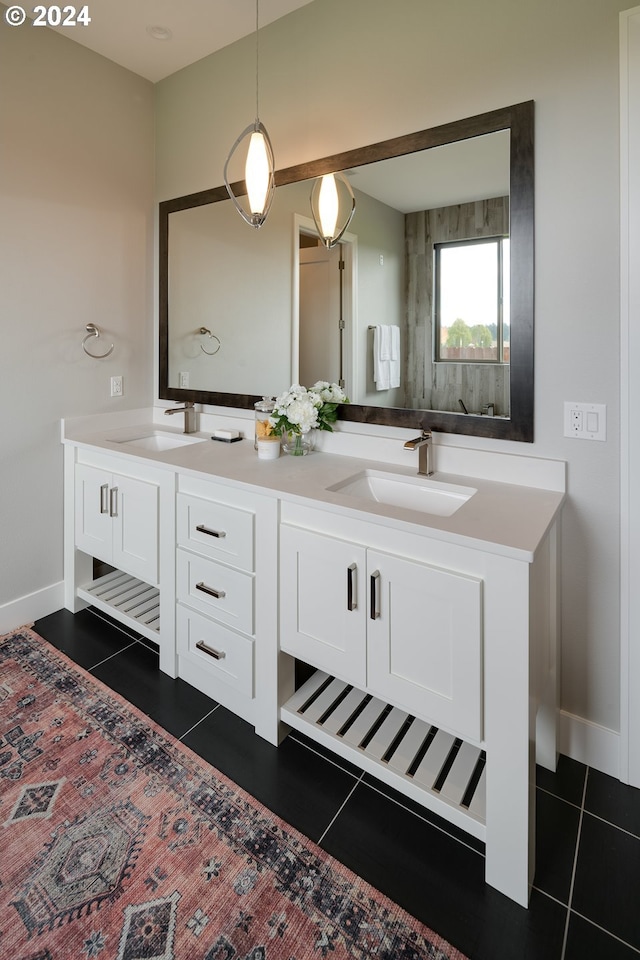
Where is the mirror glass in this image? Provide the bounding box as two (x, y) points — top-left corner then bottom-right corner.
(160, 102), (533, 441)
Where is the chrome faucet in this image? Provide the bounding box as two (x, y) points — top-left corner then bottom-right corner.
(404, 429), (433, 476)
(165, 401), (197, 434)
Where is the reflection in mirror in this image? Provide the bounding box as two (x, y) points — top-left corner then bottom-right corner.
(160, 102), (533, 441)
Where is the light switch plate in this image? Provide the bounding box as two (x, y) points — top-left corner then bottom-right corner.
(564, 401), (606, 440)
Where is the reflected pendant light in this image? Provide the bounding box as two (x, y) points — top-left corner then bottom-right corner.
(310, 172), (356, 248)
(224, 0), (275, 228)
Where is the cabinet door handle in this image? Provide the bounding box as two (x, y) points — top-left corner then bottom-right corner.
(196, 524), (226, 539)
(99, 483), (109, 514)
(196, 581), (226, 600)
(347, 563), (357, 611)
(196, 640), (226, 660)
(109, 486), (118, 518)
(370, 569), (380, 620)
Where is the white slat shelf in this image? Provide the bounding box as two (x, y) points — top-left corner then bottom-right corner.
(77, 569), (160, 643)
(281, 670), (486, 841)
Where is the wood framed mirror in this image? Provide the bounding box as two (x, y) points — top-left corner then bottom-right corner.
(159, 101), (533, 441)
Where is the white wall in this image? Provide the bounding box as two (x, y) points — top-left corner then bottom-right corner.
(155, 0), (628, 758)
(0, 19), (154, 626)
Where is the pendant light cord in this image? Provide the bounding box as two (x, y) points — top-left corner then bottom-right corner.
(255, 0), (260, 121)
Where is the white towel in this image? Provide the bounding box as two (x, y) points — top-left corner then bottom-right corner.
(390, 324), (399, 361)
(388, 325), (400, 387)
(373, 325), (401, 390)
(379, 324), (393, 360)
(373, 326), (389, 389)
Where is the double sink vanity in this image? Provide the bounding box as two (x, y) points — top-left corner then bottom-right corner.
(63, 410), (565, 909)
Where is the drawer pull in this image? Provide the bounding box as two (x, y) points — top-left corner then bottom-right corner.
(196, 524), (226, 539)
(99, 482), (109, 514)
(109, 486), (118, 518)
(370, 569), (380, 620)
(196, 640), (226, 660)
(196, 581), (226, 600)
(347, 563), (357, 611)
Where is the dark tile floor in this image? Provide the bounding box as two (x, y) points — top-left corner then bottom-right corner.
(30, 607), (640, 960)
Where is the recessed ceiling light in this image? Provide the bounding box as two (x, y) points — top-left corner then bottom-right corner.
(146, 25), (172, 41)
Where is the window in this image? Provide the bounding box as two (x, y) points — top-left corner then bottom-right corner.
(435, 236), (510, 362)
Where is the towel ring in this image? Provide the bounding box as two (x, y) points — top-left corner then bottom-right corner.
(82, 323), (114, 359)
(199, 327), (221, 356)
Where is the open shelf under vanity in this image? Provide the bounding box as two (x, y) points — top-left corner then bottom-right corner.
(281, 668), (487, 841)
(77, 568), (160, 642)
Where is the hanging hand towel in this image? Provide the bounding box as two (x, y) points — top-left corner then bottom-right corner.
(379, 324), (393, 360)
(389, 325), (400, 388)
(373, 326), (391, 390)
(373, 325), (401, 390)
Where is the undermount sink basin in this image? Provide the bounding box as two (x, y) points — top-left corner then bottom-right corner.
(328, 469), (476, 517)
(115, 431), (207, 452)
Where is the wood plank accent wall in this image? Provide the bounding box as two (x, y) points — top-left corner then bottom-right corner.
(405, 196), (510, 416)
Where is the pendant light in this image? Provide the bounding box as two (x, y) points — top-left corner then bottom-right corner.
(224, 0), (275, 228)
(310, 172), (356, 248)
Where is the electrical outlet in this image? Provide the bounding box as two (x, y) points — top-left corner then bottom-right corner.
(110, 375), (123, 398)
(179, 371), (190, 388)
(564, 401), (606, 440)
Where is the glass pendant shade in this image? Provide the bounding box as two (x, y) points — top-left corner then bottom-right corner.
(246, 129), (271, 214)
(224, 120), (275, 228)
(318, 175), (339, 239)
(310, 171), (356, 248)
(223, 1), (274, 229)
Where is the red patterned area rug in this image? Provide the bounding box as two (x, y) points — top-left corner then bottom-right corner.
(0, 626), (467, 960)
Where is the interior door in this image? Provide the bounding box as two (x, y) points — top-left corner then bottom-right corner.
(299, 243), (343, 387)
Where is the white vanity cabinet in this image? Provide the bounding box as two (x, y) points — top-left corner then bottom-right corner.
(280, 523), (482, 741)
(279, 500), (560, 909)
(64, 445), (175, 674)
(62, 417), (563, 909)
(174, 475), (280, 738)
(75, 463), (160, 586)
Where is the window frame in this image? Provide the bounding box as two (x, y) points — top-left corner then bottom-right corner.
(434, 235), (509, 364)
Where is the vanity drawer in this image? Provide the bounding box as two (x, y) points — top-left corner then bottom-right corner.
(177, 604), (254, 698)
(177, 549), (254, 635)
(177, 493), (254, 571)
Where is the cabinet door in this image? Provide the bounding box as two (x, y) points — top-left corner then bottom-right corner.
(367, 549), (482, 741)
(75, 464), (113, 565)
(280, 524), (366, 685)
(111, 474), (160, 587)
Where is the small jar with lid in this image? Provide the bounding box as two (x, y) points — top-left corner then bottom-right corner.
(254, 397), (276, 449)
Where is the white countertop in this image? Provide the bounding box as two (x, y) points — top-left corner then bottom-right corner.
(63, 416), (565, 562)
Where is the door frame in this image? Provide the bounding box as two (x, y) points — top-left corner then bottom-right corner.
(620, 5), (640, 786)
(292, 214), (357, 391)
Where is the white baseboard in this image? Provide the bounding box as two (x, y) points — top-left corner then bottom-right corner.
(559, 709), (620, 779)
(0, 582), (64, 636)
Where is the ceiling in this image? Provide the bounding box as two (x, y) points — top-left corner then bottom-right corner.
(1, 0), (316, 82)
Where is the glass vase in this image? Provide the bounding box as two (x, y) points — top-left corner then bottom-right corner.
(282, 429), (314, 456)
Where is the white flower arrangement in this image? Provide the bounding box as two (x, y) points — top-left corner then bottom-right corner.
(269, 381), (349, 438)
